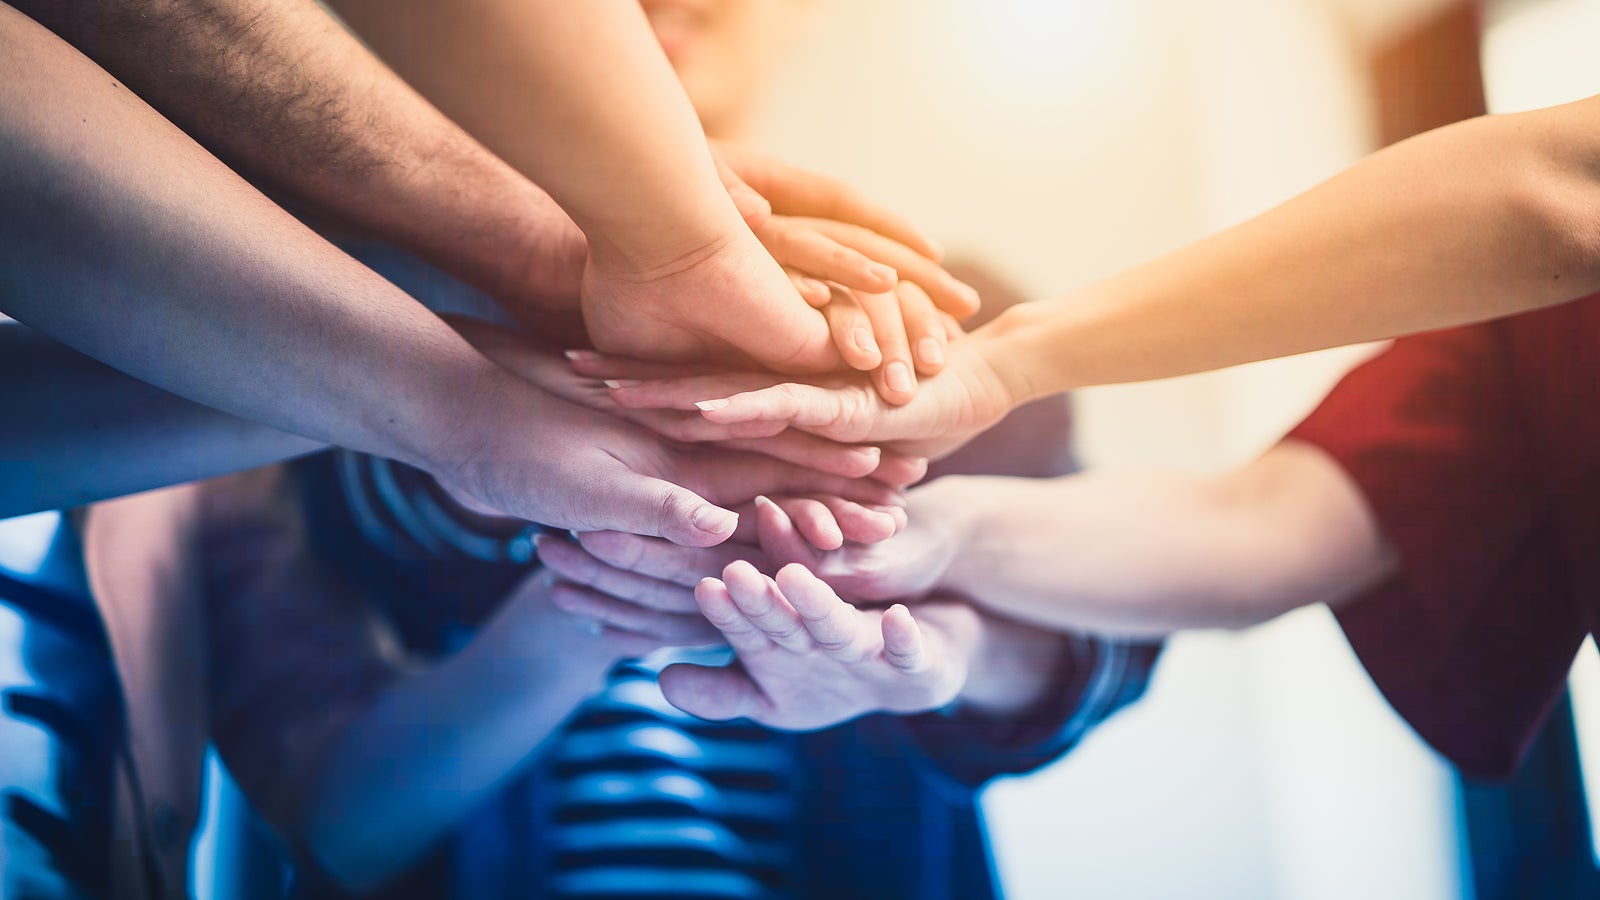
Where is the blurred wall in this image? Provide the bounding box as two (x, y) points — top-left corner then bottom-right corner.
(750, 1), (1472, 898)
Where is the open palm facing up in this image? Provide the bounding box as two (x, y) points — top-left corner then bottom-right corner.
(657, 561), (977, 731)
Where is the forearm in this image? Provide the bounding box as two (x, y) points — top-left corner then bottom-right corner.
(0, 9), (510, 475)
(15, 0), (584, 310)
(302, 574), (619, 892)
(931, 444), (1394, 637)
(985, 97), (1600, 401)
(327, 0), (744, 269)
(0, 323), (321, 517)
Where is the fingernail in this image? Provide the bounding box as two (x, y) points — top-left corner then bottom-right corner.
(926, 238), (946, 259)
(959, 283), (981, 308)
(917, 337), (945, 367)
(603, 379), (639, 389)
(692, 506), (738, 535)
(565, 349), (601, 363)
(753, 495), (777, 510)
(854, 326), (879, 356)
(869, 263), (898, 285)
(804, 277), (829, 296)
(885, 361), (914, 393)
(695, 398), (731, 412)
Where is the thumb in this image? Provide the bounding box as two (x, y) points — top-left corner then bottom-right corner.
(587, 470), (740, 548)
(659, 663), (766, 721)
(716, 158), (772, 226)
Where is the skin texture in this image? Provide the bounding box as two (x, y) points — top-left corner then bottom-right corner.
(593, 92), (1600, 446)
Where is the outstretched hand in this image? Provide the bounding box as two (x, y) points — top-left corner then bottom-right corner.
(656, 561), (976, 731)
(583, 146), (980, 404)
(569, 330), (1020, 459)
(431, 325), (911, 548)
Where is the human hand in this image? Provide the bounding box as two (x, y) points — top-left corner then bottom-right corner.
(428, 366), (906, 547)
(570, 329), (1019, 459)
(714, 144), (979, 381)
(656, 561), (977, 731)
(447, 316), (926, 484)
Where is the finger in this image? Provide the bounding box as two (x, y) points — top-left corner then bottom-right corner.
(714, 145), (944, 261)
(752, 495), (823, 571)
(612, 407), (789, 443)
(853, 289), (917, 405)
(800, 495), (899, 545)
(565, 351), (722, 382)
(757, 218), (897, 294)
(870, 452), (929, 489)
(658, 662), (768, 722)
(575, 531), (750, 589)
(821, 286), (882, 372)
(880, 604), (930, 674)
(716, 157), (773, 226)
(807, 219), (980, 317)
(549, 582), (721, 645)
(693, 576), (774, 657)
(695, 383), (869, 442)
(586, 469), (739, 548)
(770, 496), (843, 550)
(941, 313), (965, 342)
(787, 268), (834, 307)
(775, 563), (871, 663)
(606, 372), (793, 412)
(721, 560), (813, 653)
(677, 448), (904, 510)
(718, 433), (882, 479)
(535, 535), (701, 613)
(898, 281), (947, 376)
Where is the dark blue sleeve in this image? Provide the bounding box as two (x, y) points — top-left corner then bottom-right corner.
(881, 635), (1162, 788)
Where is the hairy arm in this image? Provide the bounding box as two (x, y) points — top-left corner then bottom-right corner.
(935, 442), (1396, 637)
(0, 6), (506, 476)
(12, 0), (586, 317)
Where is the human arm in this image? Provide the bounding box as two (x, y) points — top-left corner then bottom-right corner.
(322, 0), (973, 397)
(189, 464), (714, 893)
(681, 443), (1394, 640)
(298, 568), (713, 892)
(590, 94), (1600, 445)
(12, 0), (587, 323)
(0, 321), (321, 518)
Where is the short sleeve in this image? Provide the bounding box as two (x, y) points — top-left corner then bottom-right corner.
(1287, 324), (1587, 778)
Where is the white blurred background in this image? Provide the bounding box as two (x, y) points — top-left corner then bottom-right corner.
(741, 0), (1600, 898)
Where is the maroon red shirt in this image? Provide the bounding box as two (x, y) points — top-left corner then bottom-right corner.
(1287, 293), (1600, 779)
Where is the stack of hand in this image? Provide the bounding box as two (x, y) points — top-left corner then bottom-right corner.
(438, 153), (1060, 729)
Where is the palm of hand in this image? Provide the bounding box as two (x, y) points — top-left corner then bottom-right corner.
(658, 562), (973, 732)
(716, 606), (966, 731)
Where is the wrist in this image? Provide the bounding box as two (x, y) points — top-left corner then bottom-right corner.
(956, 613), (1072, 716)
(921, 475), (1005, 599)
(582, 177), (751, 277)
(974, 299), (1076, 407)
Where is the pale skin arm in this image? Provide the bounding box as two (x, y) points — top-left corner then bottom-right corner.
(586, 94), (1600, 449)
(782, 441), (1397, 640)
(326, 0), (973, 397)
